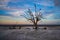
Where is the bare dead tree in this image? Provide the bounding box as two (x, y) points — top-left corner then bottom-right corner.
(21, 4), (43, 29)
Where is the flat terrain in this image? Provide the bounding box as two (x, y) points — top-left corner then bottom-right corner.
(0, 27), (60, 40)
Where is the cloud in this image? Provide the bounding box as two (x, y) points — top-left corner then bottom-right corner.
(44, 13), (54, 19)
(54, 0), (60, 6)
(9, 10), (25, 17)
(0, 15), (60, 25)
(37, 2), (53, 6)
(44, 13), (60, 19)
(0, 0), (10, 4)
(34, 0), (54, 6)
(39, 19), (60, 25)
(0, 0), (10, 7)
(0, 15), (12, 19)
(0, 0), (26, 17)
(0, 8), (25, 17)
(0, 0), (25, 11)
(0, 0), (12, 11)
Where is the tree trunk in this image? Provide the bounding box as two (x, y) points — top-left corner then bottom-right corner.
(19, 26), (21, 29)
(34, 23), (38, 29)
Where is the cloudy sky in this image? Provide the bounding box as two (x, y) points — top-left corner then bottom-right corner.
(0, 0), (60, 25)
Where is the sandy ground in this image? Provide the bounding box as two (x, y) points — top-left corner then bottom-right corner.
(0, 27), (60, 40)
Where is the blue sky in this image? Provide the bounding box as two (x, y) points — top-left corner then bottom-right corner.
(0, 0), (60, 24)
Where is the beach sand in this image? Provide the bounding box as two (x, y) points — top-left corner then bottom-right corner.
(0, 26), (60, 40)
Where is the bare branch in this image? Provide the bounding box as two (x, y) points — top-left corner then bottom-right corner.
(20, 4), (44, 29)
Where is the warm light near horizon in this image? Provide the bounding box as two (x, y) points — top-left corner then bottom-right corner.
(0, 19), (60, 25)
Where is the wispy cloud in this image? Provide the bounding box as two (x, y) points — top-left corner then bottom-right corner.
(44, 13), (60, 19)
(9, 10), (25, 17)
(44, 13), (54, 19)
(39, 19), (60, 25)
(34, 0), (54, 6)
